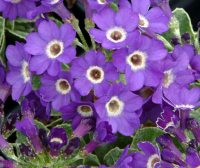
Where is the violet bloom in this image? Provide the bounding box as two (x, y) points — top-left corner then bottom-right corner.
(186, 118), (200, 142)
(71, 50), (118, 96)
(39, 72), (79, 111)
(94, 83), (143, 136)
(25, 20), (76, 76)
(152, 56), (194, 104)
(0, 157), (15, 168)
(119, 0), (170, 35)
(186, 147), (200, 168)
(0, 65), (10, 102)
(60, 101), (96, 129)
(64, 137), (80, 155)
(0, 134), (9, 149)
(113, 32), (167, 91)
(84, 121), (116, 153)
(90, 7), (138, 49)
(156, 106), (186, 142)
(0, 0), (36, 20)
(131, 142), (161, 168)
(27, 0), (71, 21)
(163, 85), (200, 111)
(15, 117), (42, 153)
(6, 42), (32, 101)
(86, 0), (112, 12)
(48, 127), (68, 156)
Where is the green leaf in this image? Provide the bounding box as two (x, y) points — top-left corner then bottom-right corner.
(34, 120), (49, 131)
(83, 153), (100, 166)
(0, 17), (6, 66)
(109, 2), (118, 12)
(16, 131), (28, 144)
(191, 108), (200, 121)
(131, 127), (164, 149)
(57, 123), (73, 136)
(32, 75), (41, 90)
(103, 147), (122, 166)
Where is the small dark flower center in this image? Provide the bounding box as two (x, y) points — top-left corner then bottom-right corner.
(139, 19), (145, 27)
(111, 31), (122, 41)
(59, 81), (69, 91)
(131, 54), (142, 66)
(108, 100), (120, 113)
(50, 43), (61, 56)
(80, 105), (92, 113)
(90, 69), (102, 80)
(98, 0), (106, 3)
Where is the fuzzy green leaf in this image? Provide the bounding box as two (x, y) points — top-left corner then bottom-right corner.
(103, 147), (122, 166)
(83, 154), (100, 166)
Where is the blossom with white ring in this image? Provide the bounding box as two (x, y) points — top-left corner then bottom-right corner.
(146, 154), (160, 168)
(126, 51), (147, 71)
(86, 66), (105, 84)
(77, 105), (93, 117)
(45, 40), (64, 59)
(55, 79), (71, 95)
(49, 0), (60, 5)
(139, 14), (149, 28)
(97, 0), (107, 4)
(106, 27), (127, 43)
(175, 104), (194, 110)
(163, 69), (175, 88)
(106, 96), (124, 117)
(21, 61), (31, 83)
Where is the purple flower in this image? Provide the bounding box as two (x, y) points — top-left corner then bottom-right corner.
(19, 144), (35, 157)
(152, 56), (194, 104)
(60, 101), (96, 129)
(131, 142), (161, 168)
(186, 118), (200, 142)
(0, 157), (15, 168)
(0, 65), (10, 102)
(94, 83), (143, 136)
(15, 117), (42, 153)
(86, 0), (112, 12)
(90, 7), (138, 49)
(71, 50), (118, 96)
(48, 127), (68, 156)
(84, 121), (116, 153)
(6, 42), (32, 101)
(0, 0), (36, 20)
(186, 147), (200, 167)
(163, 85), (200, 110)
(27, 0), (71, 21)
(64, 137), (80, 155)
(39, 72), (79, 111)
(120, 0), (170, 35)
(113, 32), (167, 91)
(25, 20), (76, 76)
(156, 106), (186, 142)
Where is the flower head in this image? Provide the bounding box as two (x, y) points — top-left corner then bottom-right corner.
(39, 72), (79, 111)
(25, 20), (76, 76)
(6, 42), (32, 101)
(113, 33), (167, 91)
(90, 7), (138, 49)
(71, 50), (118, 96)
(95, 83), (143, 136)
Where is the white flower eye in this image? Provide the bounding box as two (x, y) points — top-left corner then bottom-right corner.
(21, 61), (30, 83)
(139, 14), (149, 28)
(77, 105), (93, 117)
(86, 66), (104, 84)
(46, 40), (64, 59)
(55, 79), (71, 95)
(106, 27), (127, 43)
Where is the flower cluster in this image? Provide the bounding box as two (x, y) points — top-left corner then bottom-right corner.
(0, 0), (200, 167)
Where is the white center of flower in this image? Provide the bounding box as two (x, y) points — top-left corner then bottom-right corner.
(175, 104), (194, 110)
(50, 137), (63, 144)
(106, 27), (127, 43)
(55, 79), (71, 95)
(164, 121), (174, 131)
(163, 69), (175, 88)
(21, 61), (30, 83)
(195, 166), (200, 168)
(126, 51), (147, 71)
(139, 14), (149, 28)
(11, 0), (21, 4)
(46, 40), (64, 59)
(77, 105), (93, 117)
(86, 66), (104, 84)
(97, 0), (106, 4)
(49, 0), (60, 5)
(147, 154), (160, 168)
(106, 96), (124, 117)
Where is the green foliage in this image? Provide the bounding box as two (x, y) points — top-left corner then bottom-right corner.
(32, 75), (41, 90)
(103, 147), (122, 166)
(83, 153), (100, 166)
(131, 127), (164, 149)
(0, 17), (6, 66)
